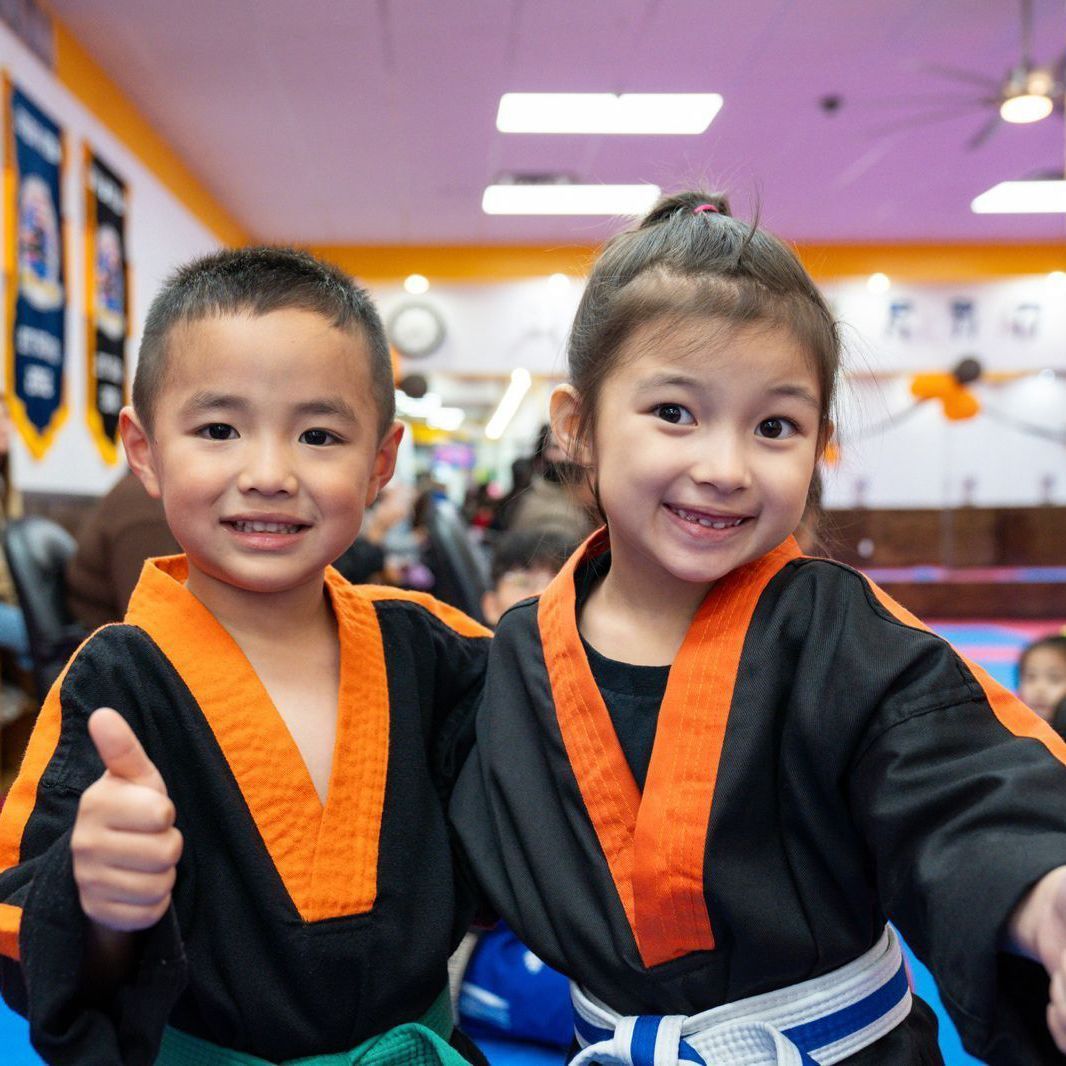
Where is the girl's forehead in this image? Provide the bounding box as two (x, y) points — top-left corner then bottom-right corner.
(612, 316), (820, 386)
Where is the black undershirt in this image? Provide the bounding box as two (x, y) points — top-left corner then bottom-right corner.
(575, 553), (669, 791)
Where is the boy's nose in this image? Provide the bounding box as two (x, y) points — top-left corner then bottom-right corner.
(237, 446), (298, 496)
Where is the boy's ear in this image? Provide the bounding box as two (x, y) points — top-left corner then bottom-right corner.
(549, 385), (590, 466)
(365, 421), (404, 507)
(119, 406), (162, 499)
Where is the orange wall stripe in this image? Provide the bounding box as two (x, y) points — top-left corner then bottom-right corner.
(633, 539), (801, 965)
(309, 242), (1066, 284)
(50, 16), (247, 247)
(864, 579), (1066, 763)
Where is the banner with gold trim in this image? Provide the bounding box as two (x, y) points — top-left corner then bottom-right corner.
(4, 79), (67, 459)
(84, 148), (128, 463)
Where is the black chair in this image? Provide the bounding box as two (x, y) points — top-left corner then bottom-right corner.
(3, 517), (88, 703)
(423, 498), (490, 624)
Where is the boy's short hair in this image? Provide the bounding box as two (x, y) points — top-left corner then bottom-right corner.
(490, 527), (577, 586)
(133, 246), (395, 437)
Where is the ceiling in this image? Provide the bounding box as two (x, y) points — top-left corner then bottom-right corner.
(49, 0), (1066, 245)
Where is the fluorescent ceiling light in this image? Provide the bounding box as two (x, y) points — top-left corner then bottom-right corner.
(482, 183), (660, 216)
(485, 369), (531, 440)
(497, 93), (722, 134)
(971, 180), (1066, 214)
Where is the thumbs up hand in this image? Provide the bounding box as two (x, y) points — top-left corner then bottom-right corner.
(71, 709), (183, 932)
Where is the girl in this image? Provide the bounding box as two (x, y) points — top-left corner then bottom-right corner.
(1019, 633), (1066, 738)
(451, 192), (1066, 1064)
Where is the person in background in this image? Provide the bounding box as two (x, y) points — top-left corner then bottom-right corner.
(507, 424), (597, 544)
(65, 470), (179, 629)
(480, 526), (575, 627)
(0, 395), (30, 716)
(1019, 633), (1066, 739)
(331, 482), (414, 585)
(490, 457), (533, 533)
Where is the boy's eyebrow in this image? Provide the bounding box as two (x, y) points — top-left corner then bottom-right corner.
(181, 392), (359, 422)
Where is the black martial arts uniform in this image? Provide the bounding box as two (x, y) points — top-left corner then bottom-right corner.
(451, 531), (1066, 1063)
(0, 556), (490, 1065)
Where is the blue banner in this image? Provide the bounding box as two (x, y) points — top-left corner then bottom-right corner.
(6, 82), (67, 459)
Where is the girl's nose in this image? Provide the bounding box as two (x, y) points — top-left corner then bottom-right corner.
(690, 437), (751, 493)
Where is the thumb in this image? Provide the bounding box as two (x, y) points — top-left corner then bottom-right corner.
(88, 708), (167, 794)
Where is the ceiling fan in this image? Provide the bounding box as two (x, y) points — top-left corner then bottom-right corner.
(920, 0), (1065, 149)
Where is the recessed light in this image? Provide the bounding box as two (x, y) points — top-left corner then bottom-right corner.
(867, 273), (891, 294)
(496, 93), (722, 135)
(404, 274), (430, 295)
(482, 183), (661, 216)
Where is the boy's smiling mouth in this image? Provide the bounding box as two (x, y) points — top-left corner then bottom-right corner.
(223, 515), (311, 535)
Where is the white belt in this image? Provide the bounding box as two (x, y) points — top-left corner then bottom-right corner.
(570, 925), (911, 1065)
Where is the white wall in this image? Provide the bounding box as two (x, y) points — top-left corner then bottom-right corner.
(0, 21), (221, 497)
(374, 273), (1066, 508)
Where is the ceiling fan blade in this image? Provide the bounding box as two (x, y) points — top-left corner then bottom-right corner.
(967, 114), (1002, 150)
(865, 108), (989, 137)
(920, 63), (1001, 92)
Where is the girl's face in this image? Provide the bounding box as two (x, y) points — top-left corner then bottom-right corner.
(1020, 646), (1066, 722)
(561, 317), (824, 607)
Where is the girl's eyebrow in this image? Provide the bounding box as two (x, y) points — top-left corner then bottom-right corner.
(769, 384), (821, 410)
(633, 372), (702, 391)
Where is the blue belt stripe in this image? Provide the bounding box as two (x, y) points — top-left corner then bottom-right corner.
(630, 1016), (659, 1066)
(782, 960), (909, 1053)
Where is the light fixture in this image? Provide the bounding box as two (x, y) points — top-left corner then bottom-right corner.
(971, 180), (1066, 214)
(485, 369), (531, 440)
(1000, 67), (1055, 124)
(1048, 270), (1066, 282)
(1000, 93), (1054, 123)
(404, 274), (430, 295)
(482, 183), (661, 216)
(496, 93), (722, 135)
(427, 407), (465, 431)
(866, 273), (891, 295)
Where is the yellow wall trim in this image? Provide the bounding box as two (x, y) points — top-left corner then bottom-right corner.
(311, 241), (1066, 284)
(51, 16), (248, 247)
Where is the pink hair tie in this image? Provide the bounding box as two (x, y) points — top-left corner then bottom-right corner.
(693, 203), (720, 214)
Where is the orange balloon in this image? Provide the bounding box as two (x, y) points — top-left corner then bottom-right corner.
(910, 372), (954, 400)
(941, 388), (980, 421)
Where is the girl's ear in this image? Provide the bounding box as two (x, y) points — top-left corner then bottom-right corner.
(119, 407), (162, 498)
(549, 384), (591, 466)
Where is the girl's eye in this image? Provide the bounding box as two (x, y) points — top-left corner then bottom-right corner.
(300, 428), (338, 446)
(756, 417), (797, 440)
(654, 404), (694, 425)
(198, 423), (237, 441)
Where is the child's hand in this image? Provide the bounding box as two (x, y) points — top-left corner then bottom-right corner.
(71, 709), (183, 932)
(1007, 865), (1066, 1050)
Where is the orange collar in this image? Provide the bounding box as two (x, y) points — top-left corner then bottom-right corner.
(538, 533), (801, 966)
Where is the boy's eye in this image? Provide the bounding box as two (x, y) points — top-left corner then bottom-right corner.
(654, 404), (694, 425)
(198, 423), (237, 441)
(300, 428), (338, 446)
(756, 417), (797, 440)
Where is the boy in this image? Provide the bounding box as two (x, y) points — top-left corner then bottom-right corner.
(0, 248), (490, 1065)
(480, 527), (576, 628)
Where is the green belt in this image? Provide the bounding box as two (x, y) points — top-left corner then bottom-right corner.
(156, 987), (470, 1065)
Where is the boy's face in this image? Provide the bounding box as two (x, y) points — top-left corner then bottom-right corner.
(482, 565), (557, 627)
(122, 309), (400, 609)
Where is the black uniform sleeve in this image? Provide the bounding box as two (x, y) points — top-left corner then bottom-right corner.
(0, 628), (187, 1065)
(842, 582), (1066, 1062)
